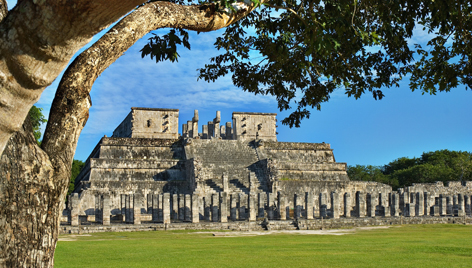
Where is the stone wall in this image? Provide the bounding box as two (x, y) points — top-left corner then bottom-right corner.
(232, 112), (277, 141)
(113, 108), (179, 139)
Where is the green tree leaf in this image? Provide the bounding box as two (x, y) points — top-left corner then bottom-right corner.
(28, 105), (47, 145)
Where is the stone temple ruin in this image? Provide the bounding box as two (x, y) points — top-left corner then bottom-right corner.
(63, 107), (472, 232)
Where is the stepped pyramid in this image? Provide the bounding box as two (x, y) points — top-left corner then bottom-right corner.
(71, 107), (355, 221)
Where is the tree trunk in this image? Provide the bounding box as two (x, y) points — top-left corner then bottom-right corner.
(0, 117), (60, 267)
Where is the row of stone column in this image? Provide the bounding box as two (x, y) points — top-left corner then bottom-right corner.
(398, 192), (470, 217)
(69, 191), (472, 226)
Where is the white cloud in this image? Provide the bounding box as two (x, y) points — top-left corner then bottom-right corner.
(79, 30), (275, 137)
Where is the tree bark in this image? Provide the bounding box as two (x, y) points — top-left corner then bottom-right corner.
(0, 0), (7, 23)
(0, 1), (261, 267)
(0, 117), (57, 267)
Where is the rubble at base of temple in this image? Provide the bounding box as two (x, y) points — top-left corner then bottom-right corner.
(61, 107), (472, 233)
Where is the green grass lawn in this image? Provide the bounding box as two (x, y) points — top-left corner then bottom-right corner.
(55, 224), (472, 267)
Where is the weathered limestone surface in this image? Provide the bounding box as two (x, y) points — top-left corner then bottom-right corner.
(232, 112), (277, 141)
(113, 108), (179, 139)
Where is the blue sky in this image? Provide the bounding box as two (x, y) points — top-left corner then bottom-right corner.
(8, 1), (472, 166)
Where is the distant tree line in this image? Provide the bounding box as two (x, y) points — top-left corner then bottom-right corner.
(348, 150), (472, 190)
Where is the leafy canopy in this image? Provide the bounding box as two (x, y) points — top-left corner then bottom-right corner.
(348, 150), (472, 189)
(142, 0), (471, 127)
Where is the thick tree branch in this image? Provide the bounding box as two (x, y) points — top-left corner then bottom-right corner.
(0, 0), (147, 156)
(42, 0), (263, 181)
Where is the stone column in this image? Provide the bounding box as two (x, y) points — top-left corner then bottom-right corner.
(192, 110), (199, 138)
(208, 122), (214, 138)
(402, 192), (409, 217)
(458, 194), (465, 216)
(102, 194), (111, 226)
(95, 194), (102, 223)
(192, 122), (198, 138)
(267, 193), (275, 220)
(344, 192), (351, 218)
(258, 193), (265, 218)
(220, 192), (228, 223)
(185, 194), (191, 221)
(192, 194), (200, 223)
(182, 124), (188, 138)
(172, 194), (179, 220)
(187, 121), (193, 138)
(211, 194), (219, 222)
(278, 193), (287, 220)
(320, 193), (328, 218)
(366, 193), (372, 217)
(408, 203), (416, 217)
(158, 194), (164, 222)
(203, 196), (210, 221)
(356, 191), (366, 218)
(147, 194), (153, 214)
(179, 194), (185, 221)
(202, 125), (208, 139)
(213, 111), (221, 138)
(440, 194), (447, 216)
(424, 192), (429, 216)
(370, 193), (379, 217)
(249, 172), (256, 193)
(380, 192), (389, 217)
(447, 195), (453, 215)
(152, 194), (159, 222)
(225, 122), (232, 139)
(465, 195), (471, 216)
(220, 125), (226, 139)
(163, 193), (171, 224)
(417, 192), (424, 216)
(222, 173), (229, 192)
(126, 194), (132, 223)
(294, 194), (302, 219)
(331, 192), (340, 219)
(239, 193), (246, 220)
(452, 195), (458, 215)
(313, 194), (320, 218)
(121, 194), (126, 223)
(391, 193), (399, 217)
(70, 193), (79, 226)
(230, 194), (238, 221)
(306, 192), (314, 220)
(133, 193), (142, 225)
(249, 194), (257, 221)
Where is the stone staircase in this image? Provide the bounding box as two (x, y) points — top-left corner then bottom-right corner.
(185, 139), (269, 194)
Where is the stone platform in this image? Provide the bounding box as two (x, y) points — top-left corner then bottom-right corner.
(60, 216), (472, 234)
